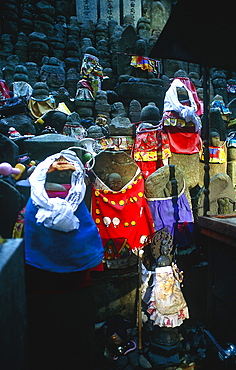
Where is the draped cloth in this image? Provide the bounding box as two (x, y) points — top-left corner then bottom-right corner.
(24, 149), (104, 272)
(12, 81), (33, 100)
(28, 96), (56, 119)
(132, 125), (171, 178)
(130, 56), (158, 73)
(80, 53), (103, 97)
(91, 170), (154, 257)
(0, 79), (10, 103)
(163, 78), (202, 131)
(144, 265), (189, 327)
(29, 151), (86, 233)
(164, 125), (202, 154)
(147, 186), (194, 247)
(24, 198), (104, 273)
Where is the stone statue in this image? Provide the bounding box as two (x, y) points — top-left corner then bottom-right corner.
(117, 26), (159, 83)
(156, 239), (172, 267)
(80, 46), (103, 98)
(107, 172), (123, 191)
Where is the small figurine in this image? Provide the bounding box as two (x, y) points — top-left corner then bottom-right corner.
(107, 172), (123, 191)
(156, 239), (172, 267)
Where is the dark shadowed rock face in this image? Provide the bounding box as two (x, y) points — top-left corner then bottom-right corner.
(0, 114), (36, 136)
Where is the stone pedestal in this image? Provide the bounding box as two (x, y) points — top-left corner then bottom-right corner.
(0, 239), (27, 370)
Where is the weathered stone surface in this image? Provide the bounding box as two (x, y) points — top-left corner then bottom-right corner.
(0, 133), (19, 164)
(197, 173), (235, 216)
(129, 99), (141, 123)
(114, 82), (164, 110)
(109, 116), (133, 136)
(111, 101), (127, 118)
(227, 160), (236, 190)
(169, 152), (200, 191)
(93, 150), (139, 185)
(0, 114), (36, 136)
(23, 133), (80, 161)
(209, 108), (227, 140)
(24, 62), (39, 87)
(144, 164), (191, 207)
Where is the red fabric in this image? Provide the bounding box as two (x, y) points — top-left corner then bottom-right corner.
(136, 160), (163, 179)
(92, 175), (154, 256)
(164, 126), (202, 154)
(174, 77), (204, 116)
(0, 79), (10, 104)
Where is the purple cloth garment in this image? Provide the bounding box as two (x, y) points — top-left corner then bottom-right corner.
(147, 193), (194, 247)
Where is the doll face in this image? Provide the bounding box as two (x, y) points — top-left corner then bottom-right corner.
(108, 173), (123, 191)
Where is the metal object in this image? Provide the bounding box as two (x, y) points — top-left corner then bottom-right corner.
(204, 329), (236, 364)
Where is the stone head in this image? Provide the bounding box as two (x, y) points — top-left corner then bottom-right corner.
(210, 130), (221, 147)
(140, 105), (161, 125)
(108, 172), (123, 191)
(85, 46), (98, 57)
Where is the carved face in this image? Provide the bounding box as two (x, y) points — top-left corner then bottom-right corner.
(108, 173), (123, 191)
(210, 132), (221, 147)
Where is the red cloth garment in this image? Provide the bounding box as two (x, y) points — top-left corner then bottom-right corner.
(0, 79), (10, 104)
(91, 172), (155, 257)
(132, 126), (171, 178)
(164, 126), (202, 154)
(136, 160), (163, 180)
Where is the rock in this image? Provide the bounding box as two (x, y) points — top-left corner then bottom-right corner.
(24, 62), (39, 87)
(129, 99), (141, 123)
(0, 133), (19, 165)
(209, 108), (227, 140)
(139, 354), (152, 369)
(40, 57), (65, 90)
(0, 114), (36, 136)
(93, 150), (139, 185)
(66, 68), (79, 97)
(23, 133), (80, 161)
(109, 117), (133, 136)
(197, 173), (235, 216)
(111, 101), (127, 118)
(145, 165), (185, 198)
(86, 125), (104, 139)
(13, 33), (29, 63)
(169, 153), (200, 195)
(0, 180), (24, 238)
(114, 82), (164, 111)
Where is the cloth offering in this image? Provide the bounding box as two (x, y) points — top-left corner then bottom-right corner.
(200, 144), (226, 163)
(75, 79), (94, 101)
(164, 125), (202, 154)
(147, 186), (194, 248)
(28, 95), (56, 119)
(163, 78), (202, 131)
(24, 198), (104, 273)
(29, 151), (86, 233)
(226, 130), (236, 148)
(24, 150), (104, 272)
(132, 125), (171, 178)
(176, 77), (204, 116)
(91, 170), (154, 257)
(144, 265), (189, 327)
(99, 136), (134, 151)
(12, 81), (33, 101)
(80, 53), (103, 97)
(130, 56), (158, 73)
(0, 79), (10, 103)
